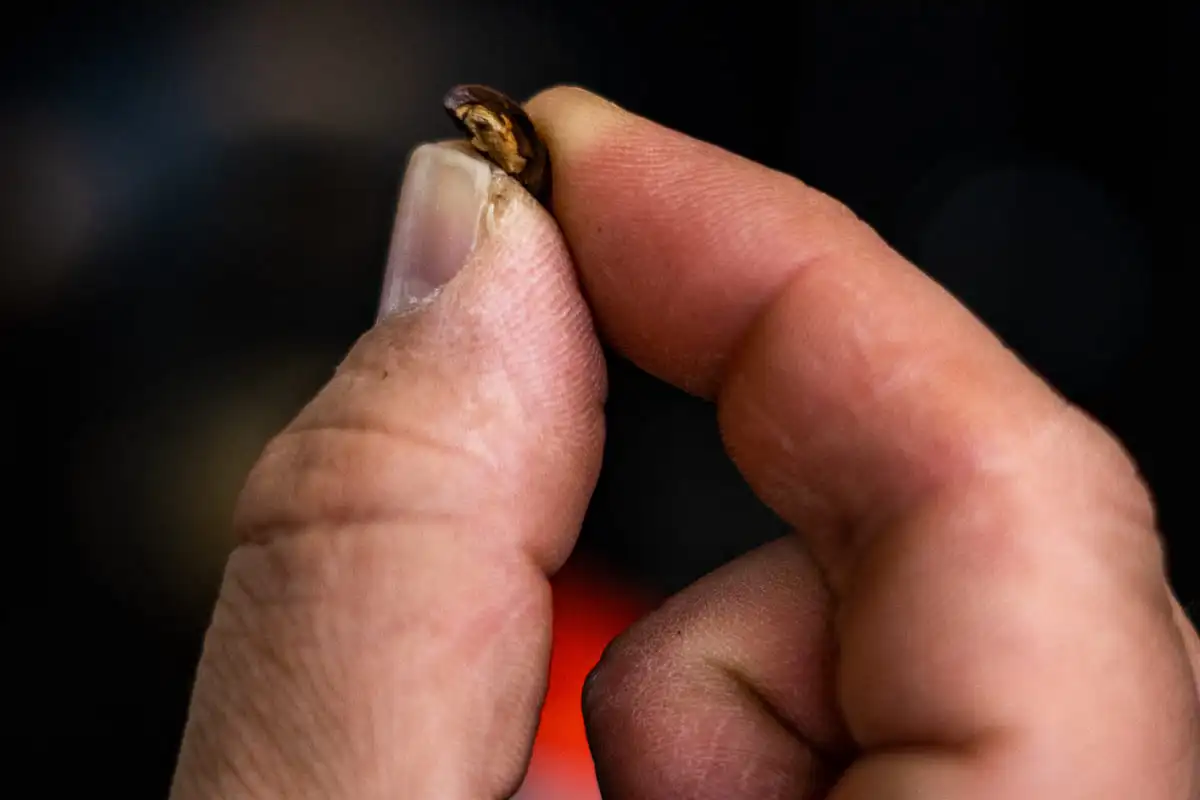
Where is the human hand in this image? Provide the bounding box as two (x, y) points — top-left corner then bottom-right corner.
(170, 87), (1200, 799)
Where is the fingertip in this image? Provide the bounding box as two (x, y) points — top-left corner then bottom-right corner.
(526, 83), (852, 397)
(525, 85), (631, 142)
(524, 85), (637, 205)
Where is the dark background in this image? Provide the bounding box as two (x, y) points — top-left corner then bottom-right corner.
(1, 1), (1185, 793)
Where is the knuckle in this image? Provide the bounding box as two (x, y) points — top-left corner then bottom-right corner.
(582, 615), (685, 734)
(954, 400), (1154, 520)
(581, 627), (647, 731)
(232, 418), (497, 544)
(944, 401), (1166, 578)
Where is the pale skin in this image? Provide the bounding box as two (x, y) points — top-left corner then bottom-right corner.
(170, 87), (1200, 798)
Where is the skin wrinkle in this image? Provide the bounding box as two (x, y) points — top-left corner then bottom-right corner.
(717, 390), (835, 523)
(330, 357), (523, 441)
(195, 602), (304, 793)
(711, 658), (833, 760)
(279, 420), (498, 473)
(235, 449), (496, 545)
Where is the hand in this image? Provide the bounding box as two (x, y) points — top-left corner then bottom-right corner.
(170, 88), (1200, 799)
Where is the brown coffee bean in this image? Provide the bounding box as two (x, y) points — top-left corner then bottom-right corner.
(443, 84), (551, 205)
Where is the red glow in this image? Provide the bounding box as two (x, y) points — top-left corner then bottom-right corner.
(523, 560), (653, 794)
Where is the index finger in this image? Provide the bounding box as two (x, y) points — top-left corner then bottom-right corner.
(527, 87), (1073, 549)
(526, 87), (1196, 796)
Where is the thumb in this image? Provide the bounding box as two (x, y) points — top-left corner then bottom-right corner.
(171, 142), (606, 799)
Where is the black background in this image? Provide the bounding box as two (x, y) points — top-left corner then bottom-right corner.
(1, 2), (1186, 793)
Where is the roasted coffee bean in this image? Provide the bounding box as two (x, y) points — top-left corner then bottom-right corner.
(443, 84), (551, 205)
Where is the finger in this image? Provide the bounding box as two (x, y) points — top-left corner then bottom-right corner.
(528, 86), (1077, 555)
(170, 142), (605, 799)
(586, 542), (1200, 800)
(527, 88), (1199, 797)
(583, 536), (845, 800)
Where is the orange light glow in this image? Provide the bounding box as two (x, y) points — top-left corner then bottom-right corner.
(520, 560), (653, 797)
